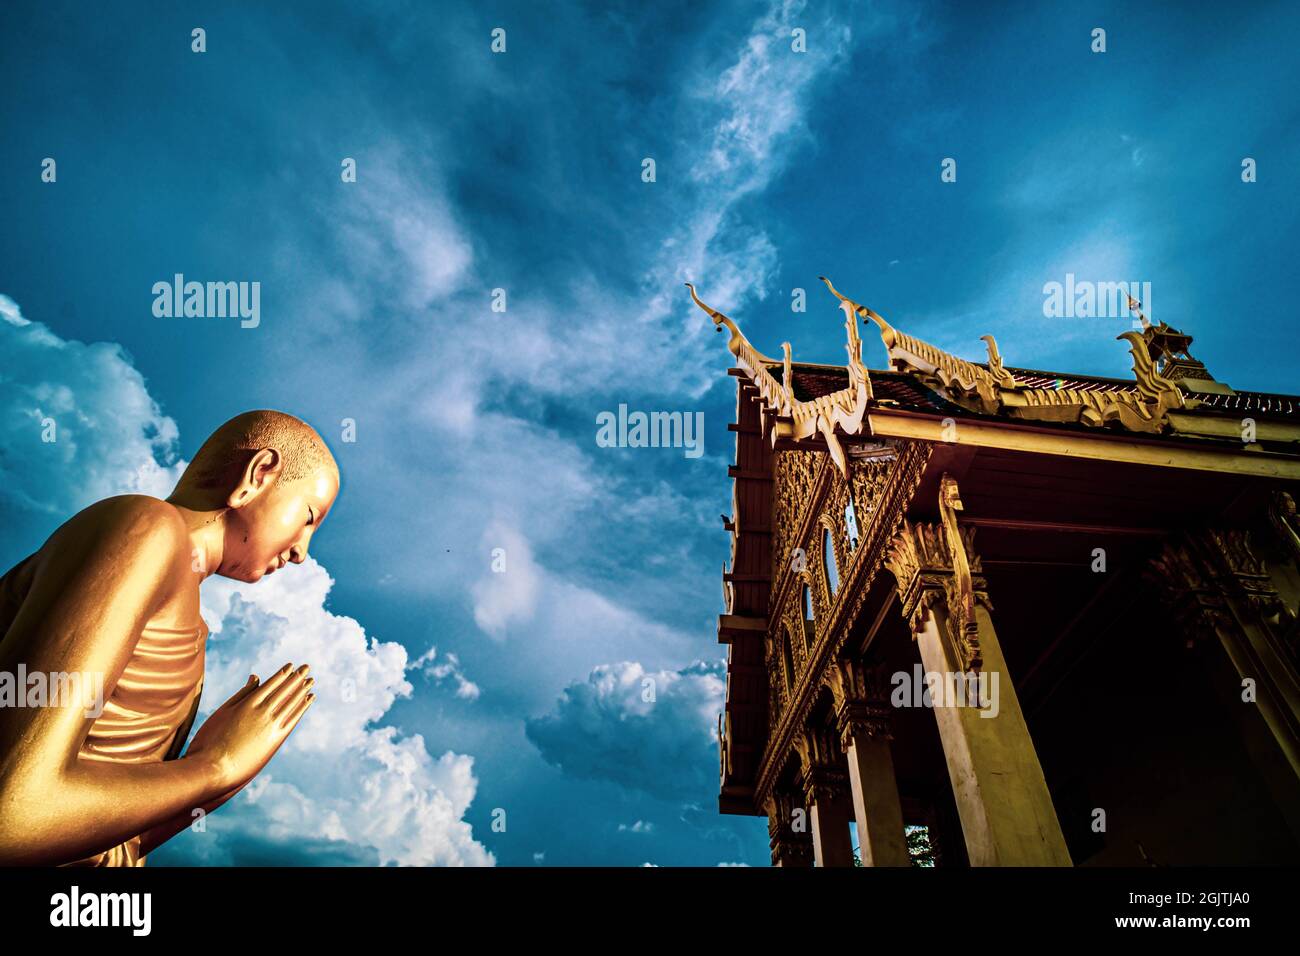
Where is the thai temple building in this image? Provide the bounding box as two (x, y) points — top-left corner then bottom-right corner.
(692, 277), (1300, 866)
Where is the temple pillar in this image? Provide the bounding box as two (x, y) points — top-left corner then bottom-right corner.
(826, 659), (911, 866)
(884, 473), (1071, 866)
(794, 728), (856, 867)
(1149, 521), (1300, 839)
(765, 789), (814, 867)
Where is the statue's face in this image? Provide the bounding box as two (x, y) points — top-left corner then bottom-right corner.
(220, 464), (339, 583)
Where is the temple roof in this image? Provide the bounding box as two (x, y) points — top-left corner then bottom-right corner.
(776, 363), (1300, 422)
(688, 277), (1300, 479)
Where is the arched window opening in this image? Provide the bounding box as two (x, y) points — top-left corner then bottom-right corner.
(845, 495), (860, 552)
(782, 628), (796, 691)
(801, 585), (815, 650)
(823, 526), (839, 596)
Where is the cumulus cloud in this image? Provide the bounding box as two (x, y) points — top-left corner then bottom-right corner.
(525, 660), (724, 802)
(0, 295), (184, 517)
(411, 645), (482, 701)
(185, 558), (494, 866)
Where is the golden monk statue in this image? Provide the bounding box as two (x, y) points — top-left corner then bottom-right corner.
(0, 410), (339, 866)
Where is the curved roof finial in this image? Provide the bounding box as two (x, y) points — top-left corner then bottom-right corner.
(685, 282), (731, 330)
(819, 275), (897, 348)
(684, 282), (776, 366)
(980, 334), (1017, 388)
(1117, 330), (1182, 406)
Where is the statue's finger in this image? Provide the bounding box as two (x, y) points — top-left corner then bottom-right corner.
(279, 692), (314, 730)
(228, 674), (261, 705)
(271, 677), (313, 721)
(249, 663), (297, 706)
(262, 670), (308, 712)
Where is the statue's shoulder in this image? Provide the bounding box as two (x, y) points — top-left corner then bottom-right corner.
(54, 495), (190, 563)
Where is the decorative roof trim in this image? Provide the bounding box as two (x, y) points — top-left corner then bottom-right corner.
(687, 282), (870, 476)
(821, 277), (1189, 434)
(690, 276), (1285, 460)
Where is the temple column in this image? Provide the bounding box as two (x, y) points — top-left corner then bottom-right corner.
(794, 728), (856, 867)
(1150, 521), (1300, 835)
(765, 789), (814, 867)
(826, 659), (911, 866)
(884, 474), (1071, 866)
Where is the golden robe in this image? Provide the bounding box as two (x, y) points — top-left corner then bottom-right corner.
(67, 617), (207, 866)
(0, 551), (207, 867)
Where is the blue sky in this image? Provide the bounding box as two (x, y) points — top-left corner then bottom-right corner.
(1, 0), (1297, 865)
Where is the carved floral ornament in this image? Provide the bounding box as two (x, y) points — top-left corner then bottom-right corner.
(687, 277), (1205, 475)
(882, 474), (989, 674)
(751, 442), (932, 807)
(824, 658), (894, 746)
(1149, 527), (1298, 658)
(793, 726), (849, 804)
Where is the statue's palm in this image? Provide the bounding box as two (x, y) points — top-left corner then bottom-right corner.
(186, 664), (314, 790)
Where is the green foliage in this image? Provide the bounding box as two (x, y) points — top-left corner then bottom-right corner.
(906, 824), (936, 867)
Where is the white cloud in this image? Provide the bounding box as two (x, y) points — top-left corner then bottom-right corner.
(0, 293), (31, 326)
(303, 0), (856, 409)
(411, 645), (482, 701)
(317, 148), (474, 313)
(627, 0), (856, 397)
(470, 520), (542, 639)
(692, 0), (851, 193)
(0, 296), (185, 517)
(195, 558), (494, 866)
(525, 660), (724, 802)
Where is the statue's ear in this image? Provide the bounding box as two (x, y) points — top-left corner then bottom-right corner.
(228, 448), (282, 509)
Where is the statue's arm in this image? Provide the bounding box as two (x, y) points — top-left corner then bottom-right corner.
(137, 781), (246, 857)
(0, 498), (226, 866)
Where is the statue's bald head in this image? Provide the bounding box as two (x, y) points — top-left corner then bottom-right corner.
(177, 409), (338, 498)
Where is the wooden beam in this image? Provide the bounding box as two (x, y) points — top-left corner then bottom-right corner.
(718, 614), (767, 645)
(720, 789), (759, 816)
(962, 516), (1166, 537)
(868, 411), (1300, 480)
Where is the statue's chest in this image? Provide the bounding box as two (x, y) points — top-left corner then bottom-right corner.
(80, 618), (208, 763)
